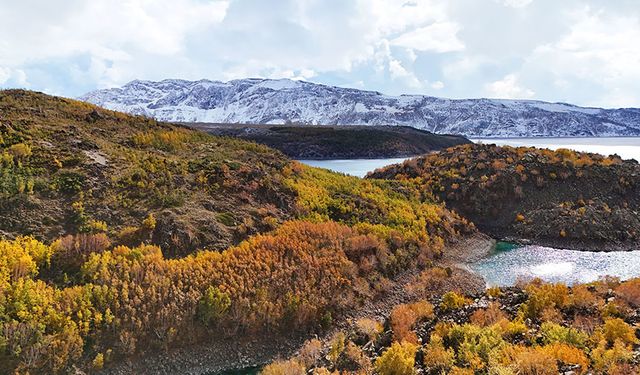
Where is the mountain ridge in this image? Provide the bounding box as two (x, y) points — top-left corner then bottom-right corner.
(80, 78), (640, 137)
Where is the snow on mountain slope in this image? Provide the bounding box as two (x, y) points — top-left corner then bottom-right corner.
(80, 78), (640, 137)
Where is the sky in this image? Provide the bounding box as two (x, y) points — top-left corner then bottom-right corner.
(0, 0), (639, 108)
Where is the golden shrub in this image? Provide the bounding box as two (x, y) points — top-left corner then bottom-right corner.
(311, 368), (332, 375)
(542, 343), (589, 374)
(487, 286), (502, 298)
(602, 318), (638, 347)
(297, 339), (323, 367)
(513, 347), (558, 375)
(336, 341), (371, 373)
(569, 284), (601, 309)
(440, 291), (470, 311)
(355, 318), (383, 342)
(615, 278), (640, 307)
(493, 318), (528, 340)
(449, 367), (475, 375)
(422, 334), (454, 373)
(375, 341), (418, 375)
(591, 339), (634, 373)
(261, 360), (306, 375)
(520, 280), (569, 320)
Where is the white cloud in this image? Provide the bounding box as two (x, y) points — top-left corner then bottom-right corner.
(0, 0), (229, 65)
(485, 74), (535, 99)
(0, 67), (28, 87)
(522, 6), (640, 107)
(363, 0), (449, 35)
(0, 0), (639, 107)
(406, 48), (418, 63)
(391, 22), (465, 53)
(13, 69), (28, 87)
(442, 55), (493, 79)
(0, 0), (229, 91)
(265, 69), (317, 81)
(388, 59), (423, 88)
(496, 0), (534, 8)
(0, 67), (10, 84)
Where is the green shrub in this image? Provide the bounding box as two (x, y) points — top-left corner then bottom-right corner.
(55, 171), (85, 194)
(539, 322), (589, 349)
(197, 286), (231, 326)
(217, 212), (236, 227)
(446, 324), (506, 370)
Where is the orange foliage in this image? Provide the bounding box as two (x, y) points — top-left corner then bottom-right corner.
(470, 302), (507, 327)
(616, 278), (640, 307)
(390, 301), (434, 343)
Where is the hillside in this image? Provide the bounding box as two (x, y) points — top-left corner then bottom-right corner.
(0, 90), (477, 374)
(80, 78), (640, 137)
(188, 124), (471, 159)
(0, 89), (298, 256)
(369, 143), (640, 251)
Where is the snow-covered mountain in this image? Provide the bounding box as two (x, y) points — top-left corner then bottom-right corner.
(80, 78), (640, 137)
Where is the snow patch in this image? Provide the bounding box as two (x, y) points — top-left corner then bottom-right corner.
(78, 78), (640, 137)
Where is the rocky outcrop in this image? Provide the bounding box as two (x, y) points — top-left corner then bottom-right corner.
(369, 143), (640, 251)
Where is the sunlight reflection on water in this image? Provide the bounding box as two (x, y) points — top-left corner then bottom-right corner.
(470, 244), (640, 286)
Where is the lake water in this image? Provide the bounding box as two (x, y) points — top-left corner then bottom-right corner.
(300, 137), (640, 177)
(298, 157), (410, 177)
(470, 243), (640, 286)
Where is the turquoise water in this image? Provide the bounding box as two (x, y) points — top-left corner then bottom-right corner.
(208, 366), (261, 375)
(470, 243), (640, 286)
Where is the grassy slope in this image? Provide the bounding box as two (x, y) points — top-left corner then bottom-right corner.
(0, 90), (296, 256)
